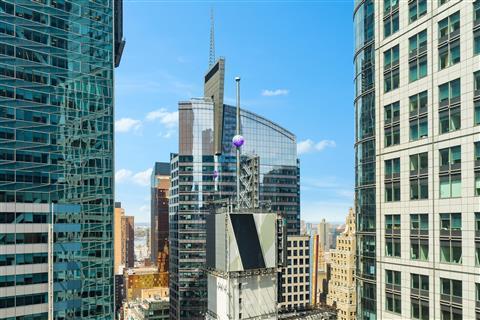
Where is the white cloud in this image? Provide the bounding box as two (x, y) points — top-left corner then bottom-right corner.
(297, 139), (336, 155)
(115, 118), (142, 133)
(132, 168), (153, 186)
(315, 140), (336, 151)
(297, 139), (314, 155)
(261, 89), (289, 97)
(146, 108), (179, 128)
(115, 168), (153, 187)
(157, 131), (174, 139)
(115, 169), (132, 183)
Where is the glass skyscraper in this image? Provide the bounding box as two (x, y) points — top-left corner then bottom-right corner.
(169, 99), (300, 319)
(355, 1), (480, 319)
(353, 0), (376, 319)
(0, 1), (123, 319)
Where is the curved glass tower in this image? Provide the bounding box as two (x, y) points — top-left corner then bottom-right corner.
(169, 100), (299, 319)
(353, 0), (376, 319)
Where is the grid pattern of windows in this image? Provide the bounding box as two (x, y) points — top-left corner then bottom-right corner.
(475, 71), (480, 125)
(0, 293), (47, 309)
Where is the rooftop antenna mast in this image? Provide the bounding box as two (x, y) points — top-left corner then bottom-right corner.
(209, 7), (215, 67)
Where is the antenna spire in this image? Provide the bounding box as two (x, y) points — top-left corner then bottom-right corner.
(209, 7), (215, 67)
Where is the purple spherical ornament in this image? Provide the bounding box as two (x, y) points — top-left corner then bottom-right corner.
(232, 135), (245, 148)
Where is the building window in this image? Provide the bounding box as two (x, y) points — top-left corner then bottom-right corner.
(410, 153), (428, 200)
(411, 275), (429, 320)
(439, 0), (449, 6)
(408, 30), (428, 82)
(476, 282), (480, 320)
(384, 46), (400, 92)
(438, 78), (461, 134)
(475, 142), (480, 196)
(475, 71), (480, 125)
(409, 30), (427, 56)
(440, 213), (462, 264)
(439, 146), (461, 198)
(474, 213), (480, 268)
(438, 12), (460, 40)
(384, 0), (399, 38)
(440, 278), (462, 320)
(410, 214), (428, 261)
(385, 214), (401, 258)
(475, 0), (480, 23)
(439, 40), (460, 70)
(384, 102), (400, 147)
(385, 269), (401, 314)
(385, 158), (400, 202)
(409, 91), (428, 141)
(409, 0), (427, 23)
(475, 29), (480, 56)
(410, 54), (427, 82)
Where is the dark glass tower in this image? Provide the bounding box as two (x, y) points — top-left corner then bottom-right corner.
(0, 1), (123, 319)
(169, 92), (300, 319)
(353, 0), (376, 319)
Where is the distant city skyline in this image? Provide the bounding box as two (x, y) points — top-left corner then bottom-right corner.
(114, 2), (354, 223)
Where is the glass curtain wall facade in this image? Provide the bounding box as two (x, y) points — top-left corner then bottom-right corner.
(169, 99), (299, 319)
(0, 0), (120, 319)
(354, 0), (376, 319)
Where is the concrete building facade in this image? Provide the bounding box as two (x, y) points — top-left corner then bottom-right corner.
(327, 208), (356, 320)
(354, 1), (480, 319)
(279, 235), (311, 313)
(150, 162), (170, 264)
(115, 202), (135, 273)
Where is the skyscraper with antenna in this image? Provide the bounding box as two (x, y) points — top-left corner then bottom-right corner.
(168, 9), (300, 319)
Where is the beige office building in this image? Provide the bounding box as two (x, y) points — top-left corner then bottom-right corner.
(327, 208), (356, 320)
(353, 0), (480, 319)
(114, 202), (135, 274)
(279, 235), (311, 312)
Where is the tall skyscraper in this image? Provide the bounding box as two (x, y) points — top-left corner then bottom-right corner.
(169, 59), (300, 319)
(354, 1), (480, 319)
(327, 208), (356, 320)
(317, 218), (332, 250)
(114, 202), (135, 273)
(150, 162), (170, 264)
(0, 1), (123, 319)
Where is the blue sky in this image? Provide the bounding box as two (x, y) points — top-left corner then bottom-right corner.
(115, 1), (354, 223)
